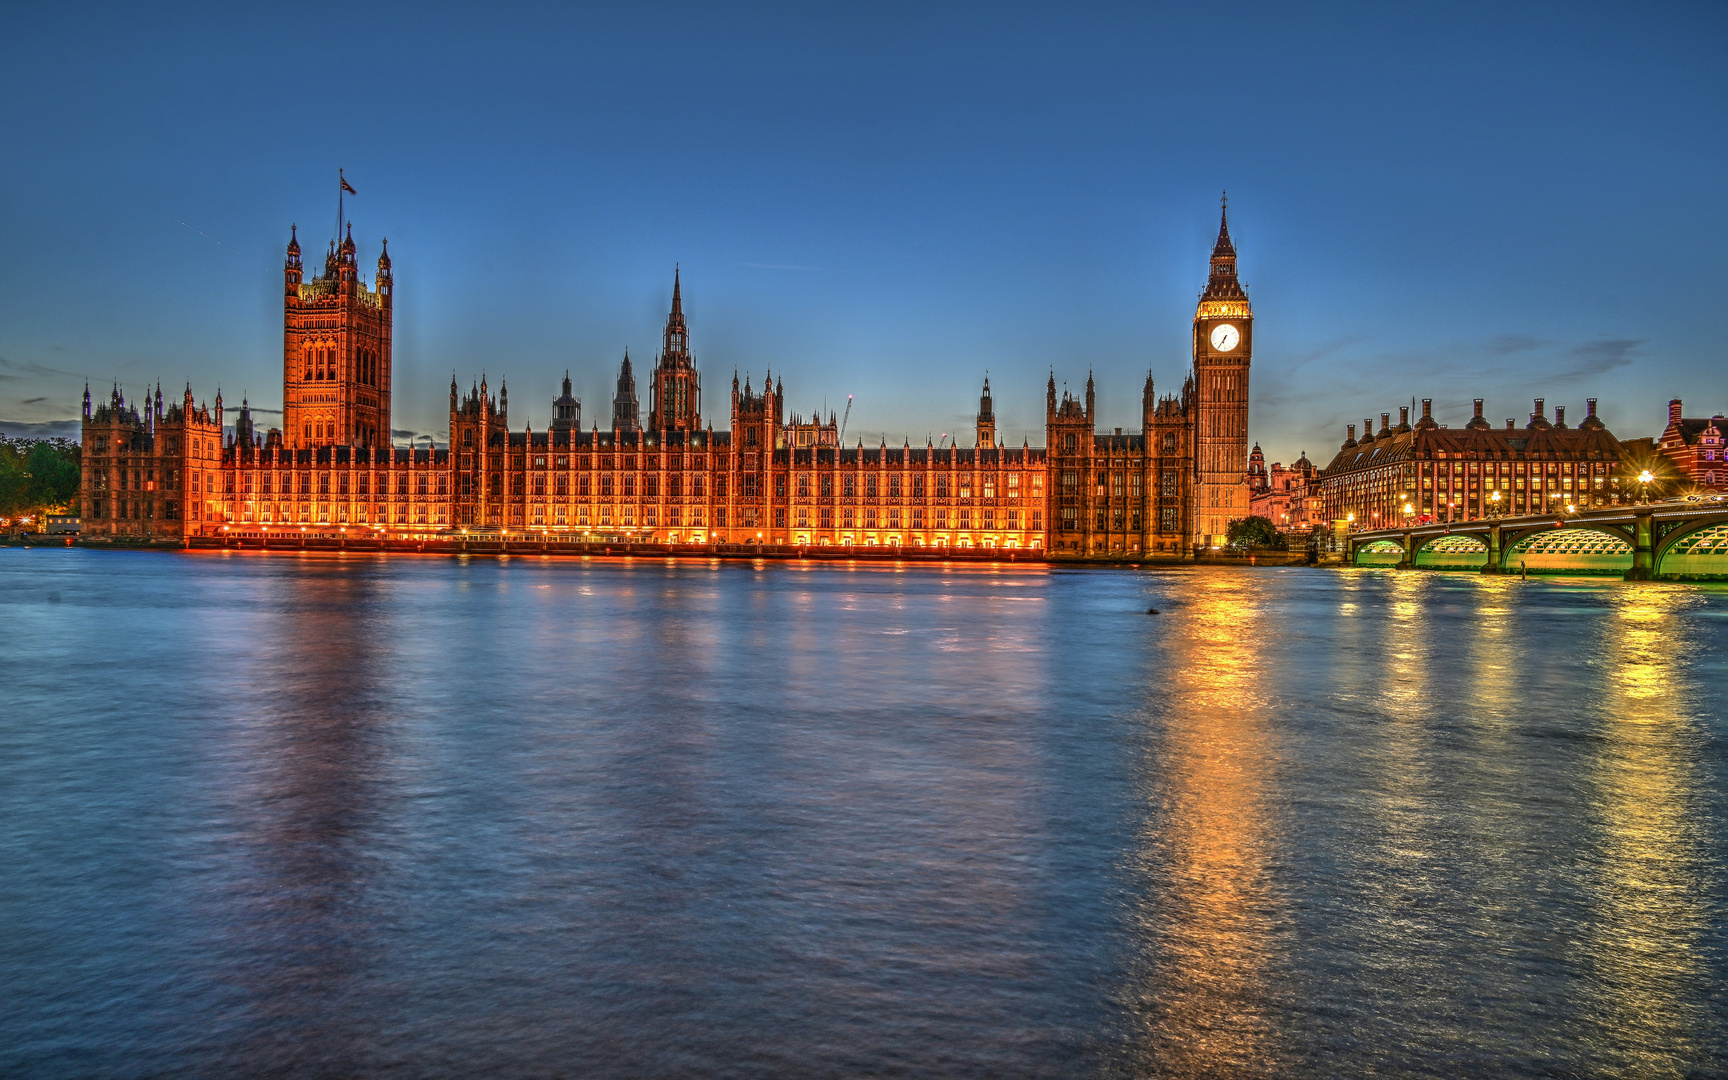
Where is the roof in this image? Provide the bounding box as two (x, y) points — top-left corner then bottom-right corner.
(1321, 421), (1623, 476)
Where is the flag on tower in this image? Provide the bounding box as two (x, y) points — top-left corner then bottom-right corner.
(341, 174), (357, 195)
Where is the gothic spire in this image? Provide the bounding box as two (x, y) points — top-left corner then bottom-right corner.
(1214, 190), (1234, 257)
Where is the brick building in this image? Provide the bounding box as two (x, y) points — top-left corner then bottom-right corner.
(1655, 398), (1728, 490)
(1315, 397), (1626, 529)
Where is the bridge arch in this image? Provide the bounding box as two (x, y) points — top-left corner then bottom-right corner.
(1413, 532), (1490, 570)
(1502, 526), (1633, 575)
(1352, 538), (1404, 567)
(1654, 517), (1728, 578)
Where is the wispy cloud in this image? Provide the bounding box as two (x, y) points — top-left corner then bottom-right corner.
(1560, 337), (1644, 378)
(0, 354), (81, 379)
(0, 420), (80, 440)
(225, 405), (282, 415)
(21, 397), (48, 405)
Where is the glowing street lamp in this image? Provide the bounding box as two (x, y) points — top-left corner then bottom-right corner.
(1638, 469), (1654, 504)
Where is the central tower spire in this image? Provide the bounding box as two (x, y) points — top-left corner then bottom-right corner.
(649, 265), (701, 431)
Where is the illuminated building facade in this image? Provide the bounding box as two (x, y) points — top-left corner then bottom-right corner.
(282, 224), (393, 450)
(1316, 397), (1626, 529)
(1247, 445), (1320, 532)
(78, 202), (1257, 557)
(1655, 398), (1728, 490)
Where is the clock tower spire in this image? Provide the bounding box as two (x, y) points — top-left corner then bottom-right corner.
(1191, 192), (1253, 549)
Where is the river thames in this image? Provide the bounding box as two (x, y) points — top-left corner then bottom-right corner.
(2, 549), (1723, 1078)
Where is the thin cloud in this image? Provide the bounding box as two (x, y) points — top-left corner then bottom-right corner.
(225, 405), (282, 415)
(0, 354), (81, 379)
(21, 397), (48, 405)
(1486, 334), (1549, 355)
(1560, 337), (1644, 377)
(0, 420), (81, 440)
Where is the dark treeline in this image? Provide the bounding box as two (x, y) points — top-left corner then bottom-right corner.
(0, 436), (81, 518)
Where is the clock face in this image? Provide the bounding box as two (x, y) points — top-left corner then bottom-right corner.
(1210, 323), (1240, 352)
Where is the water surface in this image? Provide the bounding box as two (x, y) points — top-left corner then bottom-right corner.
(2, 549), (1724, 1078)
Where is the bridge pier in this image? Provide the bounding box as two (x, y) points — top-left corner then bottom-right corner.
(1480, 523), (1504, 574)
(1624, 511), (1654, 581)
(1397, 530), (1415, 569)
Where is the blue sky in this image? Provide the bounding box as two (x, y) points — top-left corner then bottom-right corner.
(2, 2), (1723, 463)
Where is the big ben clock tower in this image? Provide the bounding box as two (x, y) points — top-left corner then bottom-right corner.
(1191, 194), (1252, 548)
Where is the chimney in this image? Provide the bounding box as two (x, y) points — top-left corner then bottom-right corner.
(1380, 412), (1391, 435)
(1399, 406), (1410, 427)
(1506, 419), (1515, 430)
(1533, 397), (1545, 419)
(1473, 399), (1485, 421)
(1554, 405), (1566, 428)
(1587, 398), (1598, 419)
(1346, 424), (1356, 446)
(1422, 398), (1433, 420)
(1670, 399), (1684, 423)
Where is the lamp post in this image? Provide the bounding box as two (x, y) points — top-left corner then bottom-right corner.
(1490, 490), (1501, 518)
(1638, 469), (1654, 504)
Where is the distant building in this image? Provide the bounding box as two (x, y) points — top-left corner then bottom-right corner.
(1316, 397), (1625, 529)
(1247, 445), (1318, 531)
(1656, 399), (1728, 490)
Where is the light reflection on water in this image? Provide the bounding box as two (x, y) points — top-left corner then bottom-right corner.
(0, 551), (1724, 1079)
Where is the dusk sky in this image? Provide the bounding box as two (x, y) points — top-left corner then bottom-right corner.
(2, 3), (1723, 463)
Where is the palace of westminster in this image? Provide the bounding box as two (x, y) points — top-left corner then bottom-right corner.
(79, 198), (1262, 556)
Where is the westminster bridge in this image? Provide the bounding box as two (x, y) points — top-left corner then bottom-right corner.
(1345, 499), (1728, 580)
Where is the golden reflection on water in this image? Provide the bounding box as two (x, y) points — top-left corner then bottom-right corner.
(1123, 572), (1282, 1077)
(1583, 585), (1710, 1076)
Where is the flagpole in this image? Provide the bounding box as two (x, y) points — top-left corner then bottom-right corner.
(337, 168), (344, 246)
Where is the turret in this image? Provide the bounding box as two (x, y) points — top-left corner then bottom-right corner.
(612, 350), (640, 433)
(1085, 370), (1095, 420)
(1579, 398), (1606, 431)
(1466, 399), (1491, 431)
(285, 224), (303, 295)
(975, 374), (996, 448)
(376, 237), (392, 305)
(551, 371), (580, 432)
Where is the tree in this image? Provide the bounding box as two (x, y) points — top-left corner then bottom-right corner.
(1225, 515), (1284, 551)
(0, 436), (80, 520)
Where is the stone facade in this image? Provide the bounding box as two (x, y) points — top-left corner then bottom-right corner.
(79, 204), (1256, 558)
